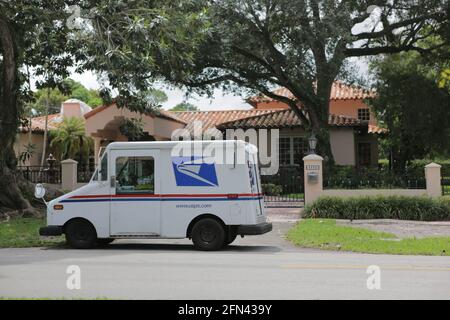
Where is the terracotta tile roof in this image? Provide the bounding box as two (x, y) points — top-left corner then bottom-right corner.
(216, 109), (363, 130)
(171, 109), (275, 133)
(19, 113), (61, 133)
(248, 81), (376, 105)
(84, 103), (186, 124)
(368, 124), (387, 134)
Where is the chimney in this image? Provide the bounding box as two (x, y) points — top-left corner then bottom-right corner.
(60, 99), (92, 118)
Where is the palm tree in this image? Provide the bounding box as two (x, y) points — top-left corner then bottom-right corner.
(50, 117), (92, 165)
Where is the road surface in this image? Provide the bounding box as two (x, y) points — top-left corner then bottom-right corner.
(0, 221), (449, 299)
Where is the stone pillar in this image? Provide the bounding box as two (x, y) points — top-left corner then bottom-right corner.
(303, 154), (323, 205)
(425, 162), (442, 198)
(61, 159), (78, 191)
(93, 137), (101, 166)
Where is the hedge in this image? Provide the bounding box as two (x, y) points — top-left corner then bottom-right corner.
(303, 196), (450, 221)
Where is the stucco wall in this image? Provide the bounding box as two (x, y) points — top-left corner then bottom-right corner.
(85, 104), (185, 140)
(329, 128), (355, 166)
(14, 133), (45, 166)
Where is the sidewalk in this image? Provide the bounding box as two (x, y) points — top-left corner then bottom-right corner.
(266, 207), (301, 222)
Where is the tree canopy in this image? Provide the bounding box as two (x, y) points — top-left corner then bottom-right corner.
(80, 0), (449, 162)
(370, 51), (450, 171)
(169, 102), (200, 112)
(30, 78), (102, 116)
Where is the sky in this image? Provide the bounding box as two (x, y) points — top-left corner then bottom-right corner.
(69, 70), (252, 111)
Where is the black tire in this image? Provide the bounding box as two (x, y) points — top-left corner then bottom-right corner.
(65, 219), (97, 249)
(191, 218), (225, 251)
(223, 232), (238, 247)
(97, 238), (114, 246)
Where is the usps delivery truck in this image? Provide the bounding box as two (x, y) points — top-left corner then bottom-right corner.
(37, 140), (272, 250)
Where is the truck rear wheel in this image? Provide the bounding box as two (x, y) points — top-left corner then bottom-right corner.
(191, 218), (225, 251)
(65, 219), (97, 249)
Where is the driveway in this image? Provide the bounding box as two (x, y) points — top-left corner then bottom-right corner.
(0, 209), (449, 299)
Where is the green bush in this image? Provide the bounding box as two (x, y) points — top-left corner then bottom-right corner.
(303, 196), (450, 221)
(261, 183), (283, 196)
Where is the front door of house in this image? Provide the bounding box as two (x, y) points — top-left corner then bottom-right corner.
(109, 149), (160, 236)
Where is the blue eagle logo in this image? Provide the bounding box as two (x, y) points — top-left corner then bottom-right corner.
(172, 156), (218, 187)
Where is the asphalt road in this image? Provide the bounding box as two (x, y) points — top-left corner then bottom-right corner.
(0, 221), (449, 299)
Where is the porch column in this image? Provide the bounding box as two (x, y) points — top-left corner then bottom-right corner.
(303, 154), (323, 205)
(61, 159), (78, 191)
(425, 162), (442, 198)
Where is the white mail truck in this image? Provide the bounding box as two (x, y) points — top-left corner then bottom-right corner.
(37, 140), (272, 250)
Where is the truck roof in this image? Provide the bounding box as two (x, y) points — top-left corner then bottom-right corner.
(106, 140), (254, 151)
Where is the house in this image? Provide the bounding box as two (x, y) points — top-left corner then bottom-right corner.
(15, 99), (92, 166)
(19, 81), (382, 171)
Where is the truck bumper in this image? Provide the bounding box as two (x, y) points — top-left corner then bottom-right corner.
(237, 222), (272, 235)
(39, 225), (63, 236)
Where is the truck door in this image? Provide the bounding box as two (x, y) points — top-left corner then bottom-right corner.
(109, 149), (161, 236)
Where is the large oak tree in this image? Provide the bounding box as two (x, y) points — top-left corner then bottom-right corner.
(0, 0), (75, 214)
(83, 0), (448, 163)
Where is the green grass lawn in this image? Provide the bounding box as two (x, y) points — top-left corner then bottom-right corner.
(0, 218), (65, 248)
(287, 219), (450, 256)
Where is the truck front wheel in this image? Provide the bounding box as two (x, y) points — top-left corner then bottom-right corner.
(65, 219), (97, 249)
(191, 218), (225, 251)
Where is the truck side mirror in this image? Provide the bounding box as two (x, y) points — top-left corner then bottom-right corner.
(34, 183), (46, 199)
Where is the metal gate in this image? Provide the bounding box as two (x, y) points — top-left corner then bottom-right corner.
(260, 165), (304, 207)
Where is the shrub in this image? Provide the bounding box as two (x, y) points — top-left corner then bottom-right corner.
(303, 196), (450, 221)
(261, 183), (283, 196)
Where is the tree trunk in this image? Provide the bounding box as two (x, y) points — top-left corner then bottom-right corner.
(0, 14), (37, 215)
(40, 88), (50, 169)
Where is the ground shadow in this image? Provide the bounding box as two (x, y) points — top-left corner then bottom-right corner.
(43, 242), (281, 253)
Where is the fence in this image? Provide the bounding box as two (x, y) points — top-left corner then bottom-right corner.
(303, 155), (443, 205)
(443, 178), (450, 196)
(261, 165), (304, 205)
(17, 166), (61, 184)
(324, 175), (426, 190)
(77, 164), (96, 183)
(18, 163), (95, 184)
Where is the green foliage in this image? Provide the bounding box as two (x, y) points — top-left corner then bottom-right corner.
(77, 0), (208, 114)
(31, 87), (68, 115)
(50, 117), (92, 164)
(119, 118), (145, 141)
(287, 219), (450, 256)
(79, 1), (448, 167)
(30, 79), (103, 116)
(370, 52), (450, 169)
(0, 218), (64, 248)
(62, 79), (103, 108)
(169, 102), (199, 111)
(18, 143), (36, 164)
(261, 183), (283, 196)
(304, 196), (450, 221)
